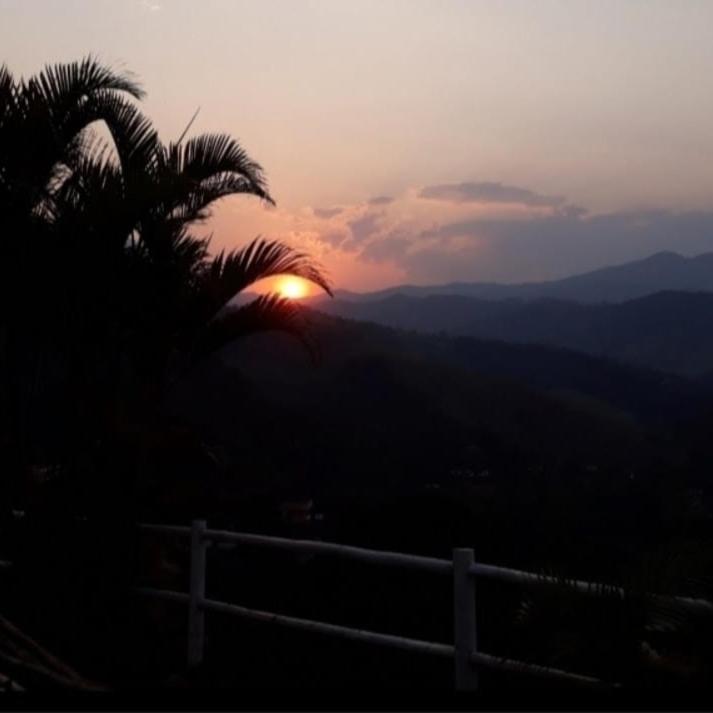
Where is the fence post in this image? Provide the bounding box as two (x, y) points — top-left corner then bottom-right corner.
(453, 548), (478, 691)
(187, 519), (207, 669)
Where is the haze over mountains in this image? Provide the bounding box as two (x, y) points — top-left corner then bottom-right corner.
(320, 251), (713, 304)
(308, 252), (713, 377)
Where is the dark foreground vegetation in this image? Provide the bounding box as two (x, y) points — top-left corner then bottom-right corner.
(1, 58), (713, 707)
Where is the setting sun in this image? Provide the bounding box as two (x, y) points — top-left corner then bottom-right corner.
(278, 277), (309, 300)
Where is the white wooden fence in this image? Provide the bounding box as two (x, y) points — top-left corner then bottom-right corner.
(136, 520), (713, 691)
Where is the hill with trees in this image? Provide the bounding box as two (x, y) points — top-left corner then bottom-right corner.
(161, 312), (713, 506)
(310, 290), (713, 377)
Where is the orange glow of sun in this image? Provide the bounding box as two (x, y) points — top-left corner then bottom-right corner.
(278, 277), (309, 300)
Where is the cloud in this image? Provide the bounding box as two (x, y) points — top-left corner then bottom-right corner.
(419, 181), (567, 209)
(398, 209), (713, 282)
(319, 229), (350, 248)
(313, 206), (343, 219)
(361, 235), (410, 263)
(368, 195), (394, 206)
(246, 179), (713, 287)
(347, 211), (383, 246)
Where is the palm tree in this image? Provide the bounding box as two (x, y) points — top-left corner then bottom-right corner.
(0, 57), (148, 500)
(49, 92), (333, 418)
(0, 57), (143, 225)
(0, 56), (333, 688)
(0, 57), (332, 508)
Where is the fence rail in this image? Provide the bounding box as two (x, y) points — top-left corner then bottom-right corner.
(2, 521), (706, 689)
(137, 522), (713, 612)
(201, 596), (456, 658)
(137, 520), (713, 689)
(135, 520), (713, 690)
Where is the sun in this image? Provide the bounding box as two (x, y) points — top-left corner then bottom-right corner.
(278, 277), (309, 300)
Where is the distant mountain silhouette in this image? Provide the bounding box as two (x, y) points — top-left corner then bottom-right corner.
(311, 290), (713, 377)
(318, 251), (713, 304)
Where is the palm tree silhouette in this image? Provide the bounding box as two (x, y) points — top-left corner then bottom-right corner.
(0, 57), (143, 222)
(0, 57), (331, 497)
(0, 58), (149, 492)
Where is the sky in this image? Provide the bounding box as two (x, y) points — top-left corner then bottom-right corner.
(3, 0), (713, 292)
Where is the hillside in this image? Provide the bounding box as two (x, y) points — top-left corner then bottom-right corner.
(168, 314), (712, 499)
(310, 291), (713, 377)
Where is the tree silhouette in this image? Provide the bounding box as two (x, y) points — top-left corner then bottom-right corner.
(0, 58), (148, 499)
(0, 57), (331, 509)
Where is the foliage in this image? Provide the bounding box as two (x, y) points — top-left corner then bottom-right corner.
(0, 56), (331, 509)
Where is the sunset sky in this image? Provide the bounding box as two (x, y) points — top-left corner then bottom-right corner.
(3, 0), (713, 292)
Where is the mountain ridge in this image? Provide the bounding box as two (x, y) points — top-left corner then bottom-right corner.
(172, 311), (713, 497)
(313, 251), (713, 304)
(309, 290), (713, 377)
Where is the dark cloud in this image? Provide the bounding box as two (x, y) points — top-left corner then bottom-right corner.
(347, 212), (382, 246)
(361, 209), (713, 283)
(361, 236), (410, 263)
(313, 206), (343, 219)
(368, 195), (394, 206)
(310, 179), (713, 283)
(557, 204), (588, 219)
(419, 181), (566, 209)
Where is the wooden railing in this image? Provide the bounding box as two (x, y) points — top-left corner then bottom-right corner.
(136, 520), (713, 690)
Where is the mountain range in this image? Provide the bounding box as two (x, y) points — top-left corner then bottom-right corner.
(310, 290), (713, 377)
(169, 312), (713, 499)
(185, 249), (713, 497)
(318, 251), (713, 304)
(301, 251), (713, 377)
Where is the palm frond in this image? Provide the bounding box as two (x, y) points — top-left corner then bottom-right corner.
(48, 141), (126, 234)
(190, 293), (318, 363)
(0, 68), (19, 201)
(25, 58), (146, 176)
(167, 230), (211, 269)
(0, 65), (15, 116)
(168, 133), (274, 205)
(0, 58), (146, 218)
(143, 228), (211, 279)
(175, 106), (201, 145)
(203, 237), (332, 314)
(29, 56), (143, 107)
(82, 92), (159, 178)
(167, 174), (274, 226)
